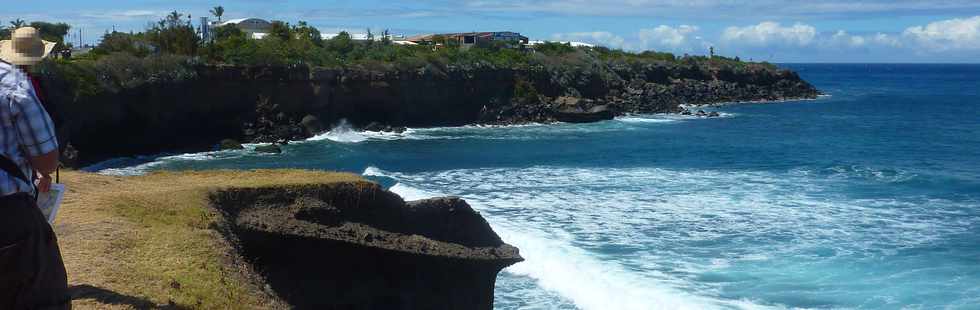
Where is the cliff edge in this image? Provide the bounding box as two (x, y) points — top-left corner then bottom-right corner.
(38, 59), (819, 166)
(211, 183), (522, 309)
(56, 170), (520, 309)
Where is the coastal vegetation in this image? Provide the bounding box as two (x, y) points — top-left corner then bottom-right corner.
(11, 11), (817, 166)
(14, 10), (774, 96)
(1, 20), (72, 49)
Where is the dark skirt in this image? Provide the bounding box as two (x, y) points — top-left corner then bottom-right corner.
(0, 193), (70, 309)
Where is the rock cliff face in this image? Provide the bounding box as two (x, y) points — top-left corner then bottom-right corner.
(209, 182), (522, 309)
(39, 63), (819, 165)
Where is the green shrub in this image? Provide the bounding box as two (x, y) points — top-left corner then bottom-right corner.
(534, 42), (575, 56)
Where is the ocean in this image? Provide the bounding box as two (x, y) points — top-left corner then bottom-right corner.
(89, 64), (980, 309)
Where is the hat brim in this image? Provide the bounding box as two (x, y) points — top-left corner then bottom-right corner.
(0, 40), (57, 66)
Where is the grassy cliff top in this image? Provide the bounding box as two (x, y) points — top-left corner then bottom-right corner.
(58, 169), (363, 309)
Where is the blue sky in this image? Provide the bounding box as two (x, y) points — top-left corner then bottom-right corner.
(5, 0), (980, 62)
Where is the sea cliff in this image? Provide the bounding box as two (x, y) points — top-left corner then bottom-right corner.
(59, 170), (520, 309)
(37, 59), (818, 166)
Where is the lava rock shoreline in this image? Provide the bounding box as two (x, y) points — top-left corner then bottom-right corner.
(39, 63), (819, 166)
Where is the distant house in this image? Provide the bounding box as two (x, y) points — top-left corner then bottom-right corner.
(406, 31), (529, 48)
(212, 18), (273, 39)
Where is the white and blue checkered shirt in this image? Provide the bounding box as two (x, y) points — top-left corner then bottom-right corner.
(0, 61), (58, 196)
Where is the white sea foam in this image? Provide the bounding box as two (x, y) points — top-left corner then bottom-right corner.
(84, 147), (262, 176)
(307, 119), (371, 143)
(368, 167), (797, 310)
(382, 180), (724, 310)
(366, 165), (977, 310)
(616, 112), (736, 124)
(616, 116), (679, 123)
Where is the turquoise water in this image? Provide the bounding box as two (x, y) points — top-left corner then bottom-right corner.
(90, 64), (980, 309)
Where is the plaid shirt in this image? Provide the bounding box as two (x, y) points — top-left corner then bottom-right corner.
(0, 61), (58, 196)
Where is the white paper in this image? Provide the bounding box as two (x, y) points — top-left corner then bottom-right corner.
(37, 183), (66, 224)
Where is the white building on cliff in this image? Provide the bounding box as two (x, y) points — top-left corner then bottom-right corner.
(211, 18), (273, 39)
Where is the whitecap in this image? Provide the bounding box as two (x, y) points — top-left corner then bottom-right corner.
(376, 165), (978, 309)
(83, 149), (252, 176)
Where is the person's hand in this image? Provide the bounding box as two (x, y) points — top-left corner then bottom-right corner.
(36, 173), (52, 193)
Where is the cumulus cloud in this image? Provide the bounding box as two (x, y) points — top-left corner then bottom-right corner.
(903, 15), (980, 50)
(551, 25), (708, 53)
(460, 0), (980, 19)
(721, 22), (817, 47)
(79, 10), (160, 21)
(551, 31), (627, 49)
(871, 33), (902, 47)
(638, 25), (699, 48)
(830, 30), (864, 47)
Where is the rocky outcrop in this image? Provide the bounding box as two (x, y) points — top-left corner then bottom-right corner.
(209, 182), (522, 309)
(555, 105), (616, 123)
(253, 144), (283, 154)
(39, 62), (819, 166)
(219, 139), (245, 150)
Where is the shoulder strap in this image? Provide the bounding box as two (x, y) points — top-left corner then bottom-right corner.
(0, 155), (31, 185)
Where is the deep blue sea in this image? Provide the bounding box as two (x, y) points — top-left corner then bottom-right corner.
(90, 64), (980, 309)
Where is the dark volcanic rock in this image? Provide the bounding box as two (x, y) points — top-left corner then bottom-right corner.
(254, 144), (282, 154)
(210, 183), (522, 310)
(219, 139), (245, 150)
(555, 105), (616, 123)
(39, 62), (820, 166)
(300, 115), (324, 136)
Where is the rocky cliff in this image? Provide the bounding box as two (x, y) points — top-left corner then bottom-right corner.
(209, 181), (522, 309)
(38, 62), (819, 166)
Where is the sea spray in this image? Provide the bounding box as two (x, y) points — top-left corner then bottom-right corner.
(308, 119), (369, 143)
(364, 167), (770, 310)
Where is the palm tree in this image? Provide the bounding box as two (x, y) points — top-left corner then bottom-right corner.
(10, 19), (26, 28)
(210, 6), (225, 22)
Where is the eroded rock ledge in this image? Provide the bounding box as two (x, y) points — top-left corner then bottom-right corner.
(209, 181), (522, 309)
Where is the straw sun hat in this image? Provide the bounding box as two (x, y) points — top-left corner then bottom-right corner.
(0, 27), (57, 66)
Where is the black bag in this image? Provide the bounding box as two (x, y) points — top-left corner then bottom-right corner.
(0, 154), (32, 190)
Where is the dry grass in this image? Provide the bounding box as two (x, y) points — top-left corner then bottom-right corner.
(56, 169), (363, 309)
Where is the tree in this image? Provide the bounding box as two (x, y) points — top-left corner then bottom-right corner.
(145, 11), (199, 55)
(381, 28), (391, 45)
(325, 31), (354, 56)
(269, 21), (290, 41)
(210, 24), (243, 42)
(93, 31), (151, 57)
(293, 21), (322, 46)
(0, 21), (9, 40)
(210, 6), (225, 22)
(10, 19), (26, 29)
(29, 22), (70, 44)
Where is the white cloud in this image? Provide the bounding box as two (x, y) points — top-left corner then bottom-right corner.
(825, 30), (901, 49)
(903, 15), (980, 50)
(638, 25), (699, 48)
(551, 25), (708, 53)
(551, 31), (627, 49)
(871, 33), (902, 47)
(461, 0), (980, 19)
(79, 10), (161, 21)
(721, 22), (817, 47)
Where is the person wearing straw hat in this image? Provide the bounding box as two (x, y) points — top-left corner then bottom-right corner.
(0, 27), (57, 67)
(0, 27), (70, 310)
